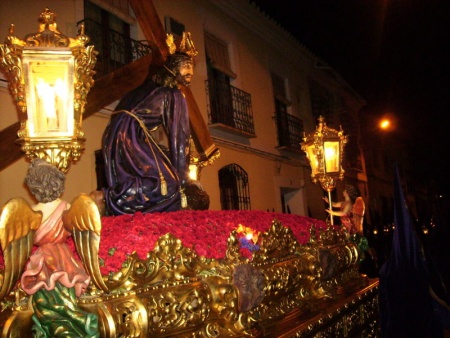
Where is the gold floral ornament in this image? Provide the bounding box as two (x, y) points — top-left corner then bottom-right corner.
(166, 32), (198, 58)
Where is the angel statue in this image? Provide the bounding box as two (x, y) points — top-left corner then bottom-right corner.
(0, 158), (100, 337)
(324, 184), (368, 261)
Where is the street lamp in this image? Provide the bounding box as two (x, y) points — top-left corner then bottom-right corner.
(301, 116), (348, 225)
(0, 8), (97, 172)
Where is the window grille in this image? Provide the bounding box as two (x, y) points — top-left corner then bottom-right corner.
(274, 106), (303, 151)
(82, 1), (151, 78)
(206, 78), (255, 135)
(308, 77), (335, 124)
(219, 164), (251, 210)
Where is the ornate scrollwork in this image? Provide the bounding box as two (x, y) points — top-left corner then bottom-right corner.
(0, 214), (373, 336)
(0, 33), (26, 114)
(252, 219), (301, 262)
(73, 43), (97, 118)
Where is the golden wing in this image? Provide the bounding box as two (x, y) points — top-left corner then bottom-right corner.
(62, 193), (109, 293)
(352, 197), (366, 234)
(352, 197), (365, 217)
(0, 197), (42, 300)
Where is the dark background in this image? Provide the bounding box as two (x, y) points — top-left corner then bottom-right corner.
(252, 0), (450, 195)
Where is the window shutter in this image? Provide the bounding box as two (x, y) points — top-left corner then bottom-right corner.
(271, 73), (291, 106)
(204, 32), (236, 79)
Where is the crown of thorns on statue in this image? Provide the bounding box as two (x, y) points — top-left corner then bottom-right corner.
(166, 32), (198, 58)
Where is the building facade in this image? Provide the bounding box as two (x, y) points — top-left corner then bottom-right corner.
(0, 0), (368, 222)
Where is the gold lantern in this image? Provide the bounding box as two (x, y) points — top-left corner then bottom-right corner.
(301, 116), (348, 225)
(0, 8), (97, 172)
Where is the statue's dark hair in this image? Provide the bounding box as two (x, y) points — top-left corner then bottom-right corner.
(345, 184), (359, 203)
(151, 53), (194, 88)
(25, 158), (65, 203)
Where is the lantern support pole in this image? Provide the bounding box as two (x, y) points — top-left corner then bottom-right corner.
(327, 190), (334, 225)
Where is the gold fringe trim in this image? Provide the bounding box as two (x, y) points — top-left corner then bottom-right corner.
(181, 190), (187, 208)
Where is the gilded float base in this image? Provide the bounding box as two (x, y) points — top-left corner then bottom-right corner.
(0, 218), (379, 337)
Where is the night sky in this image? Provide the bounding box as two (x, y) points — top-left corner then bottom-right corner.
(252, 0), (450, 194)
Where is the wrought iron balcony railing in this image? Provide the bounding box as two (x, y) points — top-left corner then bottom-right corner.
(79, 19), (152, 78)
(274, 110), (303, 151)
(206, 79), (255, 136)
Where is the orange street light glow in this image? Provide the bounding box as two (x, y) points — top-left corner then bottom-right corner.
(380, 119), (390, 129)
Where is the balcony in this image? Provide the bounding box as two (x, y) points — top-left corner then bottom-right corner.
(79, 18), (152, 79)
(206, 79), (256, 137)
(274, 110), (303, 152)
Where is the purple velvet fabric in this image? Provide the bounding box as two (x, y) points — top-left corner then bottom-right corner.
(379, 165), (444, 337)
(102, 80), (190, 215)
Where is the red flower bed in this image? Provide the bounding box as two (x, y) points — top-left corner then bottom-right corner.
(0, 210), (327, 276)
(95, 210), (327, 275)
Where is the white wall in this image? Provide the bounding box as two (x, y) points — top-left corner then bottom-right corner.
(1, 0), (365, 219)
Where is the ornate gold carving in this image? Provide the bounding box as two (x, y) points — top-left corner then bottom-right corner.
(19, 139), (85, 172)
(0, 212), (375, 336)
(0, 27), (26, 114)
(291, 282), (380, 337)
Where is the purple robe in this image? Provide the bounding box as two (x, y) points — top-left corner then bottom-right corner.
(102, 80), (190, 215)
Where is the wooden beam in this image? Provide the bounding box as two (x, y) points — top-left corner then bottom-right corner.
(84, 54), (152, 118)
(0, 122), (22, 171)
(180, 85), (218, 161)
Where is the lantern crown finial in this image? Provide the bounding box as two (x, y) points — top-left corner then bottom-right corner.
(39, 8), (57, 30)
(23, 8), (69, 47)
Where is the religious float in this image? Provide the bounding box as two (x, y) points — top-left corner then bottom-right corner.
(0, 199), (379, 337)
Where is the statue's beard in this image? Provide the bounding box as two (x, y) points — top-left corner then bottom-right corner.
(176, 73), (192, 86)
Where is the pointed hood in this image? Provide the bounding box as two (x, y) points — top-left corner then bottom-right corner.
(388, 165), (424, 269)
(379, 164), (441, 337)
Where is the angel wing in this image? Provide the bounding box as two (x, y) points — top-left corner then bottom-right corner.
(0, 197), (42, 300)
(351, 197), (365, 234)
(62, 193), (109, 293)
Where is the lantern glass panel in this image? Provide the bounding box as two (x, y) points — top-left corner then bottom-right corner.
(306, 144), (320, 176)
(324, 140), (340, 173)
(189, 164), (198, 181)
(23, 50), (74, 138)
